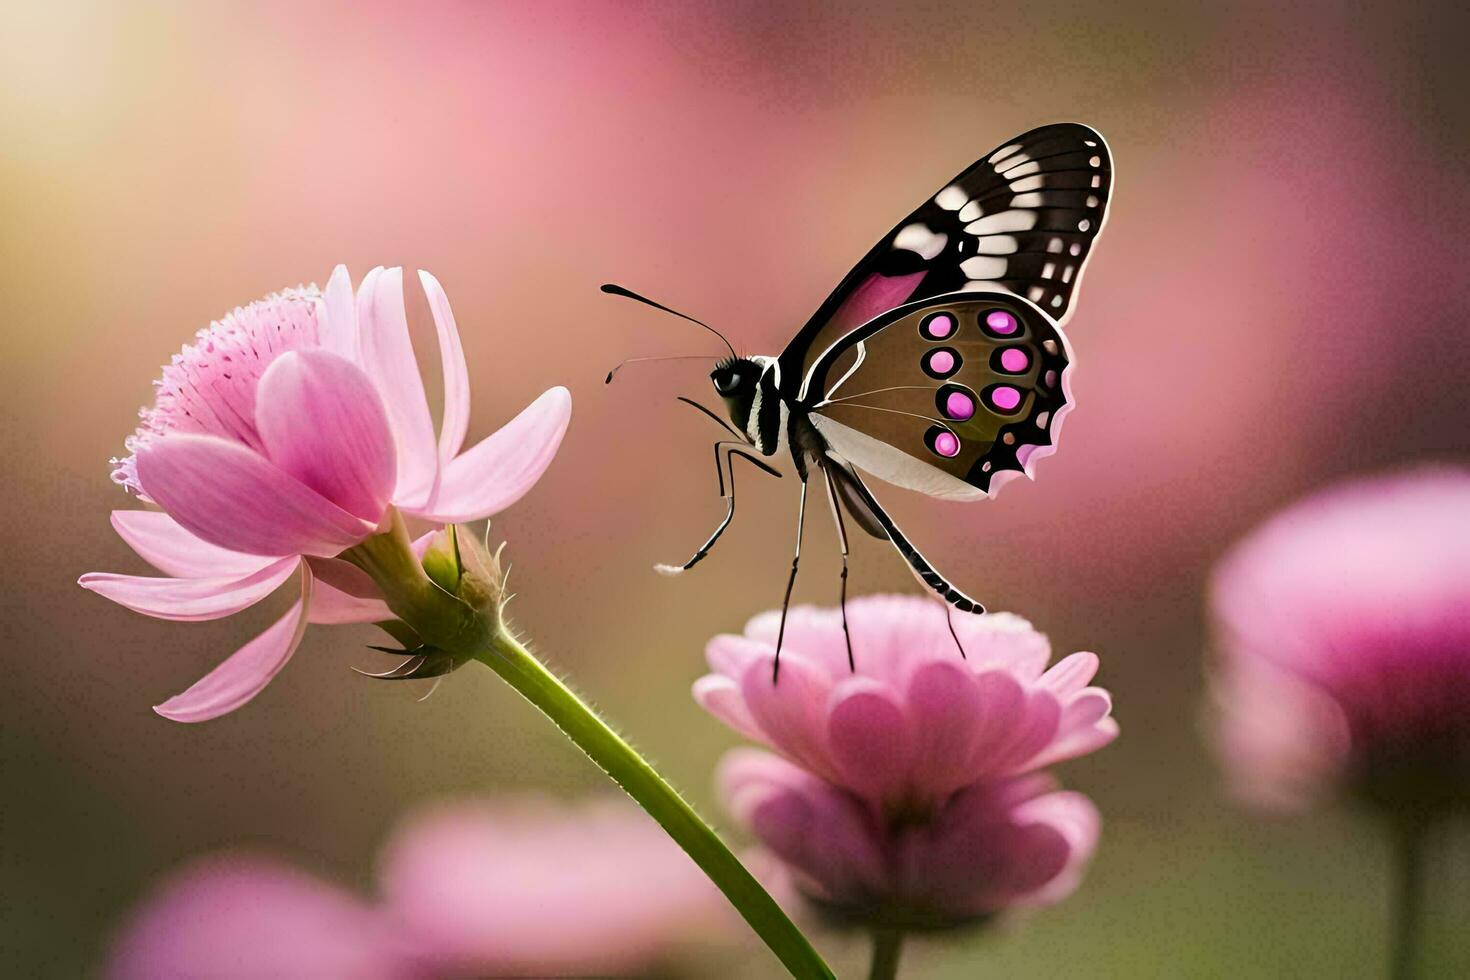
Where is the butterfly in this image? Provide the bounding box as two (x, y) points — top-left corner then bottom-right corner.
(605, 123), (1113, 678)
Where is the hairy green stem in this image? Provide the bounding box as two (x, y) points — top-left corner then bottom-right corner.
(868, 927), (905, 980)
(473, 632), (833, 980)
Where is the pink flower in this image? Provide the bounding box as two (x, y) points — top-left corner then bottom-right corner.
(377, 798), (731, 976)
(695, 595), (1114, 930)
(722, 752), (1100, 927)
(694, 596), (1118, 814)
(1209, 467), (1470, 813)
(106, 798), (731, 978)
(79, 266), (571, 722)
(106, 855), (425, 980)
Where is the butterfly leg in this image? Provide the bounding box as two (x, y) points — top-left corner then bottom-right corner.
(945, 604), (968, 660)
(772, 477), (808, 684)
(839, 466), (988, 639)
(656, 442), (778, 575)
(820, 463), (855, 672)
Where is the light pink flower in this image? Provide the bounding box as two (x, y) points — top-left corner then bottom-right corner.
(107, 799), (730, 978)
(105, 855), (426, 980)
(694, 596), (1118, 814)
(722, 751), (1099, 927)
(377, 797), (731, 976)
(79, 266), (571, 722)
(1210, 467), (1470, 813)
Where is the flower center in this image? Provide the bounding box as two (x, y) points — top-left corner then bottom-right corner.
(111, 287), (323, 494)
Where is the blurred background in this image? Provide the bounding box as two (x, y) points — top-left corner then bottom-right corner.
(3, 1), (1468, 975)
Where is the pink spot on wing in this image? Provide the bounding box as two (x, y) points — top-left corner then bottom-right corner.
(927, 349), (955, 374)
(985, 311), (1017, 335)
(934, 431), (960, 457)
(989, 386), (1022, 411)
(944, 391), (975, 420)
(926, 314), (955, 339)
(1000, 348), (1029, 372)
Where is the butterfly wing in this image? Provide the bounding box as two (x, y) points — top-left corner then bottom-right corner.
(807, 293), (1072, 500)
(779, 122), (1110, 401)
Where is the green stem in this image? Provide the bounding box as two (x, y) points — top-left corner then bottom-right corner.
(868, 927), (905, 980)
(473, 632), (833, 980)
(1389, 814), (1430, 980)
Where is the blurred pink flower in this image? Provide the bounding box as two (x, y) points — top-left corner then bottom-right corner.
(106, 855), (425, 980)
(1210, 466), (1470, 813)
(694, 596), (1118, 814)
(722, 751), (1099, 927)
(107, 799), (730, 979)
(695, 595), (1113, 930)
(378, 798), (731, 976)
(80, 266), (571, 722)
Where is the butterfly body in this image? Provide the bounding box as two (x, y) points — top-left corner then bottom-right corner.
(611, 122), (1113, 671)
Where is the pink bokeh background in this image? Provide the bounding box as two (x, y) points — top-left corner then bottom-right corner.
(3, 1), (1467, 975)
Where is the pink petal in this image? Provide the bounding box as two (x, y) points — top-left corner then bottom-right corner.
(1009, 790), (1102, 906)
(79, 557), (299, 622)
(719, 750), (886, 899)
(826, 678), (915, 803)
(705, 634), (771, 678)
(743, 605), (854, 678)
(305, 557), (394, 625)
(692, 675), (765, 743)
(992, 690), (1063, 774)
(958, 611), (1053, 679)
(1039, 651), (1100, 695)
(316, 264), (359, 361)
(738, 654), (838, 780)
(965, 670), (1028, 770)
(110, 510), (274, 579)
(256, 349), (396, 523)
(906, 659), (986, 798)
(418, 270), (471, 464)
(411, 387), (571, 523)
(356, 266), (438, 508)
(154, 565), (312, 722)
(136, 434), (375, 558)
(1031, 717), (1121, 769)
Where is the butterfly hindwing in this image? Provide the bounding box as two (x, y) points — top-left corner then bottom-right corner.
(779, 122), (1110, 399)
(805, 293), (1072, 499)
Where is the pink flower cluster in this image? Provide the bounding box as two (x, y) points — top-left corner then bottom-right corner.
(107, 798), (731, 978)
(696, 596), (1116, 928)
(1210, 467), (1470, 813)
(80, 267), (570, 722)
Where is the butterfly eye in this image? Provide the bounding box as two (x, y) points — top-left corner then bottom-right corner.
(715, 372), (741, 394)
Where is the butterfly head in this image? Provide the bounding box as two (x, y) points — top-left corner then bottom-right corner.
(711, 356), (761, 429)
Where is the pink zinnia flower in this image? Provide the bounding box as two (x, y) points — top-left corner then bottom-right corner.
(79, 266), (571, 722)
(378, 798), (732, 976)
(695, 595), (1114, 931)
(106, 855), (424, 980)
(1209, 467), (1470, 814)
(106, 798), (731, 979)
(694, 596), (1118, 815)
(722, 754), (1099, 927)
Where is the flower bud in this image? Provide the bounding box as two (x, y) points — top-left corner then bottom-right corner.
(343, 517), (506, 680)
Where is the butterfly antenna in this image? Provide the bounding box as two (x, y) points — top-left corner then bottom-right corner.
(600, 283), (737, 359)
(604, 354), (721, 385)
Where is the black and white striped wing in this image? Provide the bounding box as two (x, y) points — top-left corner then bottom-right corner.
(780, 123), (1111, 400)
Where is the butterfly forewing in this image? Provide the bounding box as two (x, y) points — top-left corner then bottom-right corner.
(807, 293), (1071, 498)
(780, 122), (1111, 399)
